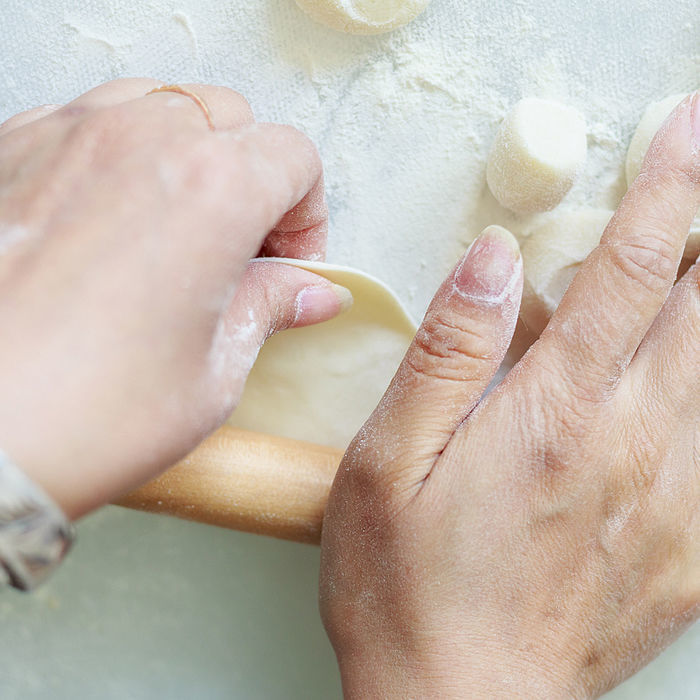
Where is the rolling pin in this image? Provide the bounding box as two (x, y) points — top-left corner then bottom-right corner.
(115, 426), (343, 545)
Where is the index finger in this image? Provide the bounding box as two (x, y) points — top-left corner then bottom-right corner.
(218, 123), (328, 263)
(540, 93), (700, 398)
(260, 172), (328, 261)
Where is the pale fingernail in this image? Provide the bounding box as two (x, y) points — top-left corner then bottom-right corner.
(330, 283), (354, 312)
(294, 283), (353, 326)
(455, 225), (521, 303)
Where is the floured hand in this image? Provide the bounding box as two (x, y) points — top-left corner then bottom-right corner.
(321, 94), (700, 698)
(0, 79), (350, 518)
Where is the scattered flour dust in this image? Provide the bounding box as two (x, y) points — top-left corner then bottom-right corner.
(2, 0), (697, 317)
(266, 9), (698, 316)
(208, 307), (260, 382)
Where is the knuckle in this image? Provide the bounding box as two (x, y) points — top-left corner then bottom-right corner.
(93, 77), (163, 97)
(266, 123), (319, 160)
(343, 423), (422, 504)
(66, 109), (227, 199)
(607, 234), (678, 297)
(178, 138), (215, 175)
(661, 160), (700, 189)
(563, 357), (620, 404)
(257, 280), (284, 336)
(270, 122), (306, 141)
(102, 77), (158, 90)
(524, 338), (614, 412)
(184, 85), (255, 123)
(553, 397), (600, 443)
(170, 139), (228, 195)
(65, 105), (162, 163)
(636, 165), (700, 199)
(225, 89), (254, 117)
(407, 310), (495, 383)
(339, 442), (398, 516)
(65, 109), (125, 155)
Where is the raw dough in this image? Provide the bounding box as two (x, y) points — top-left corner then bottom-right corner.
(294, 0), (430, 35)
(625, 93), (699, 260)
(486, 98), (588, 215)
(520, 209), (613, 335)
(229, 259), (417, 449)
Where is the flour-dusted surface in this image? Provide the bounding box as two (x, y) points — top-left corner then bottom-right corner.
(294, 0), (431, 35)
(1, 1), (699, 698)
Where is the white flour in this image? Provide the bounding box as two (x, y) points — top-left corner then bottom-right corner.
(2, 0), (698, 323)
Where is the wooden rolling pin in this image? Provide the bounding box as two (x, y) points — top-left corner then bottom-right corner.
(115, 426), (343, 545)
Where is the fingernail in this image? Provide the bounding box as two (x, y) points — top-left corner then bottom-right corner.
(330, 283), (354, 312)
(294, 283), (353, 326)
(455, 225), (521, 303)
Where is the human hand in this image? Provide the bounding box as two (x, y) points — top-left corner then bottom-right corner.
(0, 79), (350, 518)
(320, 94), (700, 698)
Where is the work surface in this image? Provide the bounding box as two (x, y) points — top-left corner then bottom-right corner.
(1, 0), (699, 697)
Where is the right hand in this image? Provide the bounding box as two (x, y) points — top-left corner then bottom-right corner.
(320, 94), (700, 698)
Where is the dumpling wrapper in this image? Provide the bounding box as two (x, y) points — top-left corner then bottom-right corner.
(229, 259), (417, 450)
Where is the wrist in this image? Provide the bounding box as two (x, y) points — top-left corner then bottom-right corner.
(0, 450), (75, 590)
(0, 405), (119, 521)
(335, 641), (583, 700)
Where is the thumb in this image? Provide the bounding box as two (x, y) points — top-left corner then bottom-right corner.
(212, 259), (352, 400)
(353, 225), (522, 486)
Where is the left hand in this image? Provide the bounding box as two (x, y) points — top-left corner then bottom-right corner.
(0, 79), (348, 518)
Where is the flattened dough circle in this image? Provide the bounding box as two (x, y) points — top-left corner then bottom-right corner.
(520, 209), (613, 336)
(229, 259), (417, 449)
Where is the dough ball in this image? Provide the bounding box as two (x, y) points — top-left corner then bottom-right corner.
(625, 93), (699, 260)
(295, 0), (430, 35)
(486, 98), (588, 215)
(520, 209), (613, 336)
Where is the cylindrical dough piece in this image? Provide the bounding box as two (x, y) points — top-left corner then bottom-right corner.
(294, 0), (430, 35)
(486, 98), (588, 215)
(520, 209), (613, 336)
(625, 93), (699, 260)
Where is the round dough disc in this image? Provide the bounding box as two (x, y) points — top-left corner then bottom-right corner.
(625, 93), (699, 260)
(229, 259), (417, 449)
(520, 209), (614, 336)
(294, 0), (431, 35)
